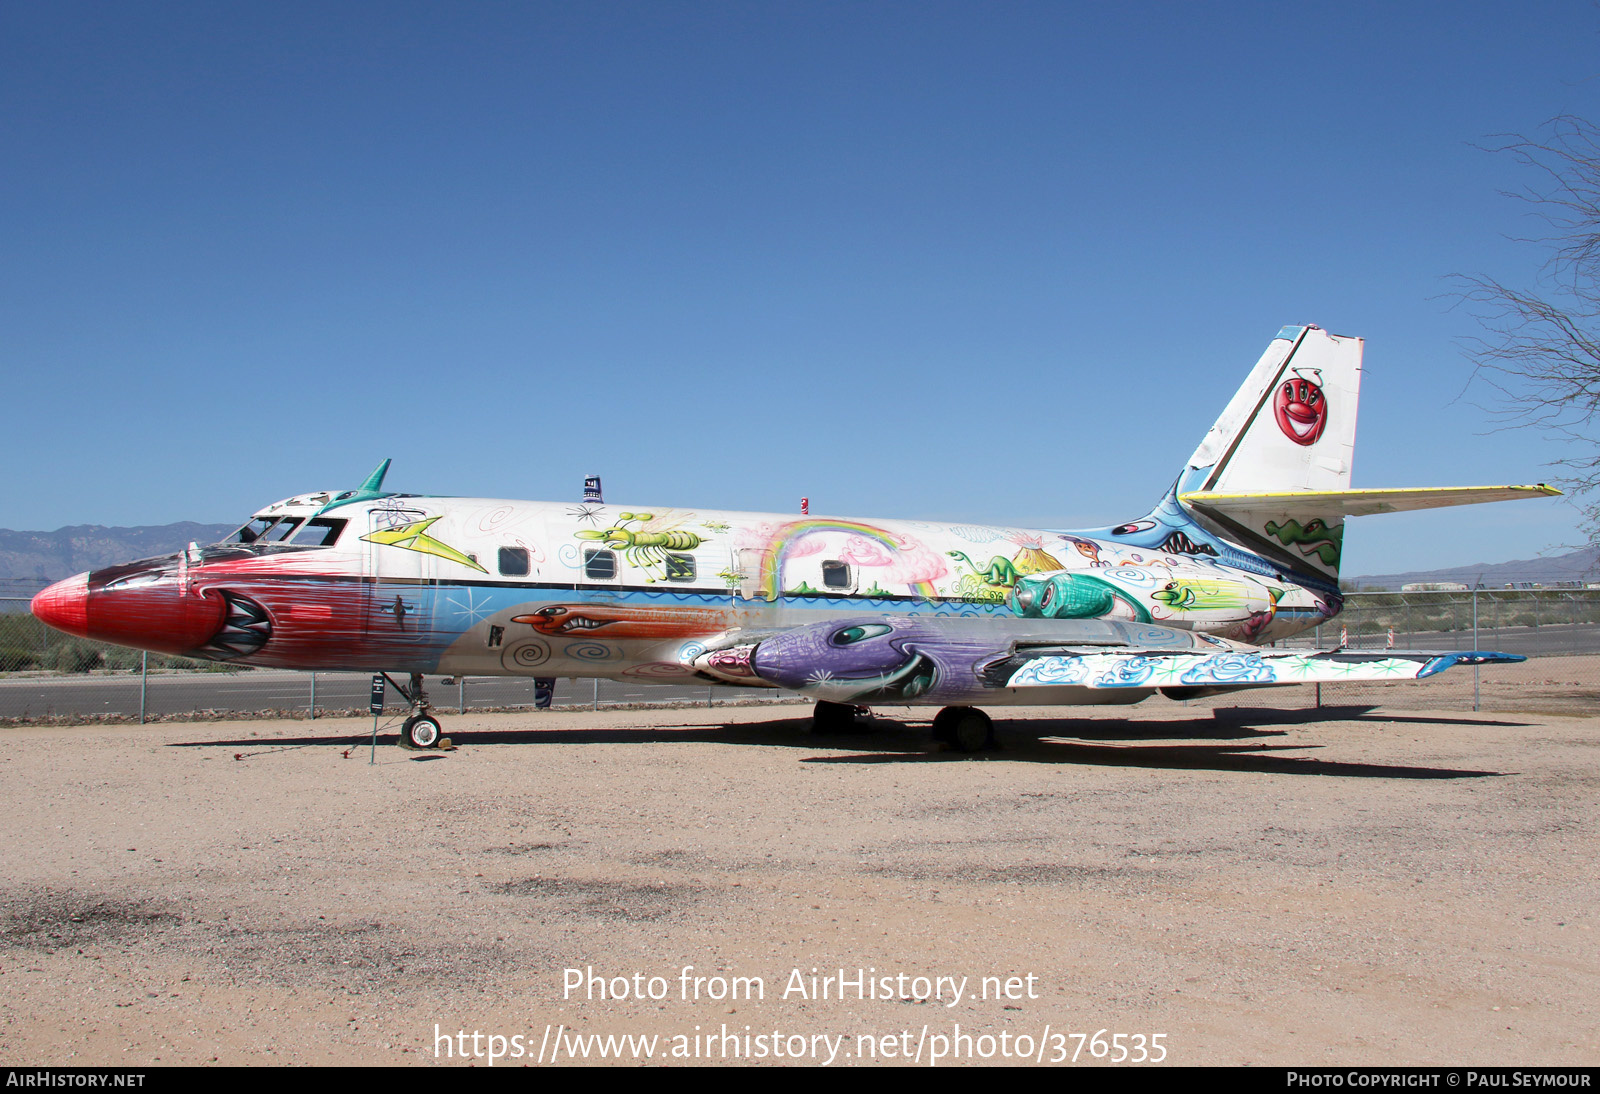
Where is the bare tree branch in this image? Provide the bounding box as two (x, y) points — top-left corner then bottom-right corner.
(1457, 116), (1600, 539)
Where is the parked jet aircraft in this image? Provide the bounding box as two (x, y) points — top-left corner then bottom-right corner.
(31, 325), (1558, 751)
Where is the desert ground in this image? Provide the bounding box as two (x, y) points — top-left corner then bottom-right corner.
(1, 687), (1596, 1067)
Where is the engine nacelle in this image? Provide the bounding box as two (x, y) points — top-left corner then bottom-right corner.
(1008, 565), (1282, 636)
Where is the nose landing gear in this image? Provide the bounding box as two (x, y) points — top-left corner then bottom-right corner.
(390, 672), (447, 750)
(401, 712), (443, 749)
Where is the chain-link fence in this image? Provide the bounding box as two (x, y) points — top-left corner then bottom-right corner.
(0, 595), (803, 722)
(4, 590), (1597, 722)
(1275, 588), (1600, 715)
(1299, 588), (1600, 653)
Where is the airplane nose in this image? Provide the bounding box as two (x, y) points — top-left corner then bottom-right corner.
(31, 573), (90, 638)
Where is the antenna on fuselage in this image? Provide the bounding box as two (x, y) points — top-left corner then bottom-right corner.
(317, 458), (396, 514)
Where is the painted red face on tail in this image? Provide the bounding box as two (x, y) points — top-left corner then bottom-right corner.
(1274, 375), (1327, 446)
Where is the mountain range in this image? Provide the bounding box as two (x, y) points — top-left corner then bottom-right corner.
(1344, 544), (1600, 590)
(0, 523), (236, 597)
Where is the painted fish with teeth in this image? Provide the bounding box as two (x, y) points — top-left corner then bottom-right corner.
(512, 604), (733, 638)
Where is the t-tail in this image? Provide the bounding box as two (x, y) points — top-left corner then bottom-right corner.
(1088, 324), (1560, 590)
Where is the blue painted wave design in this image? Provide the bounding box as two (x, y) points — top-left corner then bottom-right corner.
(1008, 658), (1093, 687)
(1094, 656), (1157, 687)
(1179, 652), (1276, 685)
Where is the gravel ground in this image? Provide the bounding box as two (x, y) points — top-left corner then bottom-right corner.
(0, 695), (1595, 1067)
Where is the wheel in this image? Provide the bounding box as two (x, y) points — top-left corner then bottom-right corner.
(930, 706), (961, 743)
(811, 700), (856, 734)
(950, 708), (994, 753)
(401, 714), (442, 750)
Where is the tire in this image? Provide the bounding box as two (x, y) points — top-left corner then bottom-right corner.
(930, 707), (961, 743)
(402, 714), (442, 750)
(811, 700), (855, 734)
(950, 708), (994, 753)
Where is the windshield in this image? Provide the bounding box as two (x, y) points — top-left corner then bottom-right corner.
(227, 516), (346, 546)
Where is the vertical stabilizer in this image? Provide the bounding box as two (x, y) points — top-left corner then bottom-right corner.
(1085, 327), (1365, 588)
(1168, 326), (1363, 583)
(1187, 325), (1362, 495)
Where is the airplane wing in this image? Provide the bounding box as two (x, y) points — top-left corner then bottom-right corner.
(989, 647), (1521, 692)
(689, 615), (1522, 705)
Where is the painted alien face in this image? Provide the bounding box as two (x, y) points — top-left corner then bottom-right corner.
(1273, 373), (1327, 446)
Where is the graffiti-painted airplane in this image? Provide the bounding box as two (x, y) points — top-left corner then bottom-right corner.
(32, 325), (1558, 751)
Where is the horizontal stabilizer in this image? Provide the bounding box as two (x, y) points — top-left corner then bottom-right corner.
(1180, 484), (1561, 520)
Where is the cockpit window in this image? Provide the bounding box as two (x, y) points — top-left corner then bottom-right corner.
(264, 518), (303, 542)
(228, 515), (346, 546)
(295, 518), (347, 546)
(231, 517), (279, 543)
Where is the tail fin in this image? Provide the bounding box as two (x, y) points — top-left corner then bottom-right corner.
(1089, 325), (1558, 588)
(1168, 325), (1362, 582)
(1186, 325), (1362, 495)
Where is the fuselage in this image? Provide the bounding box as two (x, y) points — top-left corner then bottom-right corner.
(30, 324), (1549, 729)
(30, 488), (1343, 691)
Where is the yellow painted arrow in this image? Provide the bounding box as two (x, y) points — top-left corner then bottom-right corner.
(361, 517), (488, 573)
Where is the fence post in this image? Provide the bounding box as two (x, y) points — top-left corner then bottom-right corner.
(309, 671), (316, 719)
(592, 677), (599, 710)
(459, 676), (465, 714)
(1473, 586), (1481, 713)
(139, 651), (147, 725)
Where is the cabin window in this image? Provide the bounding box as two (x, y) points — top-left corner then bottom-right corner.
(821, 560), (852, 589)
(664, 553), (695, 582)
(583, 548), (617, 581)
(499, 547), (530, 577)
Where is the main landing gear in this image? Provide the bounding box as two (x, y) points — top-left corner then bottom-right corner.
(811, 701), (997, 753)
(930, 706), (996, 753)
(811, 700), (859, 734)
(391, 672), (447, 750)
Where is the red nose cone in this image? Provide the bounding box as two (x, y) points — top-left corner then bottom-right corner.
(31, 573), (90, 637)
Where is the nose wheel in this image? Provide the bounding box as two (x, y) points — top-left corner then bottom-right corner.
(401, 714), (442, 750)
(391, 672), (447, 750)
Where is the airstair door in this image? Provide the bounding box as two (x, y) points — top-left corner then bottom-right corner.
(362, 505), (438, 644)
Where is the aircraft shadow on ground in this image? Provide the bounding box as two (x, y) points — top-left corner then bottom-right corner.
(169, 706), (1516, 779)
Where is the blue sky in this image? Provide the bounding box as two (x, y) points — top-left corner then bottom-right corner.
(4, 1), (1599, 575)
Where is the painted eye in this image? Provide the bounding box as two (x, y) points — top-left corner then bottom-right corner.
(105, 571), (167, 590)
(831, 624), (892, 646)
(1040, 584), (1054, 609)
(1111, 520), (1155, 536)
